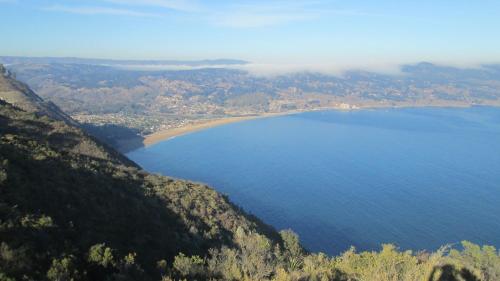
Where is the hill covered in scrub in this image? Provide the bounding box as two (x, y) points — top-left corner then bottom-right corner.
(0, 67), (279, 280)
(1, 67), (500, 281)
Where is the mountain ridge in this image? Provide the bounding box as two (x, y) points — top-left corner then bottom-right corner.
(0, 65), (76, 126)
(0, 56), (249, 66)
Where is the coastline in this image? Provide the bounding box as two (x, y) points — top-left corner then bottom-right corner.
(121, 102), (500, 152)
(142, 111), (296, 148)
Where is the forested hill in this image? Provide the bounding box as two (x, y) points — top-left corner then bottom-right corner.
(0, 68), (279, 280)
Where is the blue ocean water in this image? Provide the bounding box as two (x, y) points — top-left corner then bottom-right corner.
(127, 107), (500, 254)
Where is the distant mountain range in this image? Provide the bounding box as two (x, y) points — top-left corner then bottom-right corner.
(0, 56), (249, 66)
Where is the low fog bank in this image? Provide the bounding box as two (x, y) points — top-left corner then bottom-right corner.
(112, 60), (499, 77)
(2, 55), (497, 78)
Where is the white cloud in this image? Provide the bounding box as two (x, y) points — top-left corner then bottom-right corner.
(207, 1), (370, 28)
(219, 1), (320, 27)
(42, 0), (373, 27)
(44, 5), (158, 17)
(212, 12), (317, 28)
(96, 0), (335, 27)
(102, 0), (199, 12)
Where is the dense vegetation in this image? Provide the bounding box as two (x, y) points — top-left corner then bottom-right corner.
(0, 94), (278, 279)
(1, 73), (499, 280)
(166, 231), (500, 281)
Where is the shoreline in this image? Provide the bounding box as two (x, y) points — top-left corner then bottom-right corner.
(142, 111), (298, 148)
(122, 102), (499, 152)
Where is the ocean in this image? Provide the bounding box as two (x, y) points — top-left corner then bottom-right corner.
(127, 107), (500, 254)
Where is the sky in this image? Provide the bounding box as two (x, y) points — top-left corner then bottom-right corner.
(1, 0), (500, 72)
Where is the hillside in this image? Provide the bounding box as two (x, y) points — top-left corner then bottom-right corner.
(0, 65), (76, 126)
(0, 69), (279, 280)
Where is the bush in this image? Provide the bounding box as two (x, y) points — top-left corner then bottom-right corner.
(87, 244), (116, 268)
(235, 227), (275, 280)
(279, 229), (304, 271)
(46, 255), (78, 281)
(173, 253), (205, 278)
(449, 241), (500, 281)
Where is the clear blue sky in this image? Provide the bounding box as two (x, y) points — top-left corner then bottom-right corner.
(1, 0), (500, 67)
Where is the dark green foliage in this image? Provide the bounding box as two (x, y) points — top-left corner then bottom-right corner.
(87, 244), (116, 268)
(46, 255), (79, 281)
(0, 100), (278, 280)
(172, 253), (204, 278)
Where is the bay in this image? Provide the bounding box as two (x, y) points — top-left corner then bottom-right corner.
(127, 107), (500, 254)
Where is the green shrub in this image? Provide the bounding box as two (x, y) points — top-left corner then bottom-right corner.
(173, 253), (205, 278)
(46, 255), (78, 281)
(87, 244), (116, 268)
(279, 229), (304, 271)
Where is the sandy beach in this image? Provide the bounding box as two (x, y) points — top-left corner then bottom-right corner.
(132, 100), (496, 150)
(142, 112), (289, 147)
(115, 110), (311, 152)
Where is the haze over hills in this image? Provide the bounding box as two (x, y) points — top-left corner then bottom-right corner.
(2, 57), (500, 151)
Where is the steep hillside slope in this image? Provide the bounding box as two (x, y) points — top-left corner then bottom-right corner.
(0, 73), (278, 280)
(0, 65), (76, 126)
